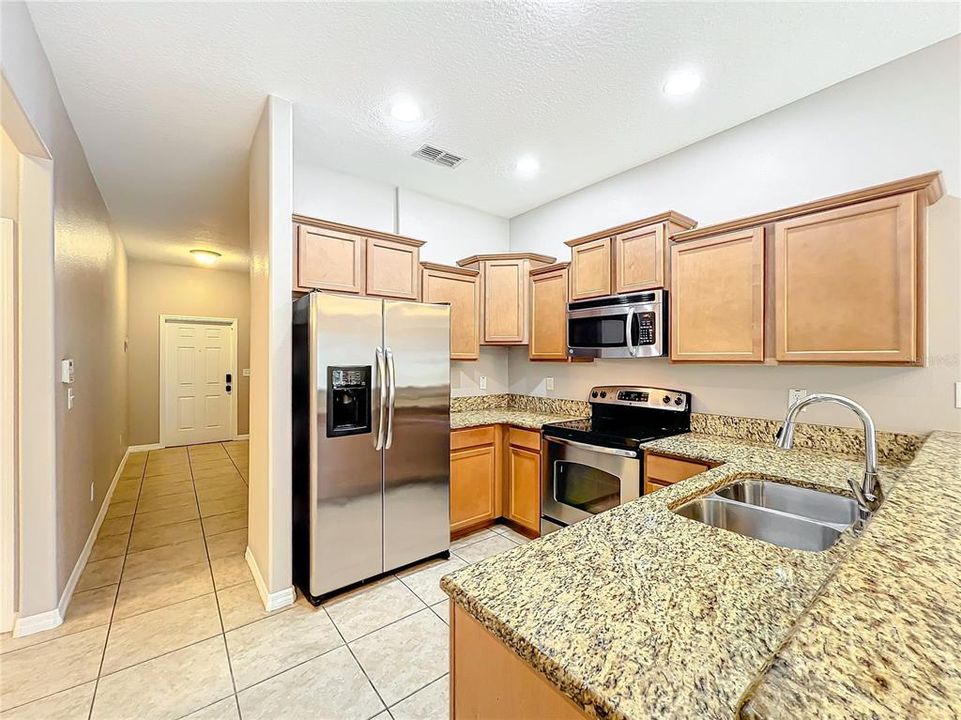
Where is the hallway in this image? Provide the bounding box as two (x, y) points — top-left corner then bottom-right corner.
(0, 440), (527, 719)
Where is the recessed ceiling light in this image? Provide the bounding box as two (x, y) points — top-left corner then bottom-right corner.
(662, 69), (701, 97)
(515, 155), (540, 178)
(190, 249), (221, 266)
(390, 96), (422, 123)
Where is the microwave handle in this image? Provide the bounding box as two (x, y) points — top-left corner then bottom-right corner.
(625, 307), (638, 357)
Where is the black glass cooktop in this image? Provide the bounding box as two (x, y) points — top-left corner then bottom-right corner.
(541, 417), (684, 452)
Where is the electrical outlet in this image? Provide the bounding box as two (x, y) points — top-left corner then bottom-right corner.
(788, 388), (807, 409)
(89, 482), (94, 502)
(545, 377), (555, 391)
(955, 381), (961, 409)
(479, 375), (487, 390)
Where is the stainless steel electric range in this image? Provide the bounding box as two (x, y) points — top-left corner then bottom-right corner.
(540, 386), (692, 534)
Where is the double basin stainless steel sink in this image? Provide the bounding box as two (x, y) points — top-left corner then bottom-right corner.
(673, 478), (858, 552)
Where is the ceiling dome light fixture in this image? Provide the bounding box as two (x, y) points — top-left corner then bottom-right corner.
(515, 154), (540, 179)
(662, 69), (702, 98)
(190, 249), (221, 266)
(390, 96), (422, 123)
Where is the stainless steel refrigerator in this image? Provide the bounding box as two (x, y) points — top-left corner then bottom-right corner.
(292, 291), (451, 604)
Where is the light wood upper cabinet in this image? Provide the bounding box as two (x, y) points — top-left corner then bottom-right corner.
(296, 225), (364, 294)
(529, 262), (570, 361)
(670, 227), (765, 363)
(506, 428), (541, 534)
(773, 192), (921, 364)
(450, 427), (498, 534)
(365, 237), (421, 300)
(568, 238), (612, 300)
(457, 253), (556, 346)
(421, 263), (480, 361)
(614, 224), (665, 293)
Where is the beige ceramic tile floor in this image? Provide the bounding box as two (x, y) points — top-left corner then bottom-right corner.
(0, 441), (526, 719)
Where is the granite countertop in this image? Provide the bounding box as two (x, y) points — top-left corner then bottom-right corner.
(441, 430), (959, 720)
(450, 408), (583, 431)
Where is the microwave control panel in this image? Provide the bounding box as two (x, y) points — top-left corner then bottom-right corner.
(636, 311), (656, 345)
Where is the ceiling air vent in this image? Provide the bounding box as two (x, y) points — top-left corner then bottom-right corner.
(412, 144), (465, 169)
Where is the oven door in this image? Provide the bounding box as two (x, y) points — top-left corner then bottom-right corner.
(541, 437), (641, 527)
(566, 293), (665, 359)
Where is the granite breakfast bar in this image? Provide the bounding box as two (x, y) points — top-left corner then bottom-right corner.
(441, 429), (961, 720)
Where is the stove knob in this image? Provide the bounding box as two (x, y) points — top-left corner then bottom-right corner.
(591, 391), (598, 398)
(662, 395), (671, 404)
(674, 396), (684, 406)
(600, 391), (607, 398)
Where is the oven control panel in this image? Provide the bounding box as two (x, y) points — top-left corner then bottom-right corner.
(588, 386), (689, 411)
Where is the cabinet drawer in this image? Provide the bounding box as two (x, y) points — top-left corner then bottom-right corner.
(643, 479), (673, 495)
(508, 427), (541, 451)
(644, 453), (709, 485)
(451, 426), (497, 450)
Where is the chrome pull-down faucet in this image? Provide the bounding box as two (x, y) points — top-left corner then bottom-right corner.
(775, 393), (883, 527)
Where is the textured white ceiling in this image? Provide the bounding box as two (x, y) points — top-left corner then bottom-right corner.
(27, 2), (959, 268)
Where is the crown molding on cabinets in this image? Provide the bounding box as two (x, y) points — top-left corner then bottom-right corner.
(456, 252), (557, 267)
(292, 214), (426, 247)
(672, 171), (944, 243)
(563, 211), (698, 248)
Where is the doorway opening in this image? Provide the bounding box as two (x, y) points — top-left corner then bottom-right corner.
(159, 315), (238, 448)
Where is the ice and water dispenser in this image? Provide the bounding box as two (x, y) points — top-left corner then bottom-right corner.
(325, 366), (372, 437)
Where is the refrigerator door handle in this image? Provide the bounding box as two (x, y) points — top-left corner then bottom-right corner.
(385, 347), (396, 449)
(375, 346), (387, 450)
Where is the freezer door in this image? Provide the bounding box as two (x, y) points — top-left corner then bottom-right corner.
(382, 300), (451, 571)
(308, 292), (386, 597)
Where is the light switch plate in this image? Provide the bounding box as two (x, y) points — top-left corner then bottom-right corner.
(955, 381), (961, 409)
(479, 375), (487, 390)
(242, 368), (251, 377)
(545, 377), (555, 391)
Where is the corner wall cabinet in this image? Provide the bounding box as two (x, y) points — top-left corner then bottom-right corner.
(293, 216), (424, 300)
(421, 262), (481, 360)
(457, 253), (556, 345)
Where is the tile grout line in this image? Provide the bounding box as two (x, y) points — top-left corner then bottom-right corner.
(385, 672), (450, 714)
(186, 443), (245, 718)
(86, 448), (149, 720)
(322, 605), (392, 716)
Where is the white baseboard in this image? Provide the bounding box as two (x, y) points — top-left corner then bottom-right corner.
(245, 547), (295, 612)
(233, 433), (249, 441)
(127, 442), (162, 452)
(12, 607), (62, 637)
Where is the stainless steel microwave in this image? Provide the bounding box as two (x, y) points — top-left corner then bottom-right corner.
(567, 289), (667, 359)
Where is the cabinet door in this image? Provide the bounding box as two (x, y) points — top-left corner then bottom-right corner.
(507, 436), (540, 534)
(670, 228), (765, 362)
(297, 225), (364, 293)
(614, 224), (665, 293)
(483, 260), (527, 344)
(366, 237), (420, 299)
(450, 444), (497, 533)
(774, 193), (920, 363)
(529, 266), (569, 360)
(569, 238), (612, 300)
(422, 267), (480, 360)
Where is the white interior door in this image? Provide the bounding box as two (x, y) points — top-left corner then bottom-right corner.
(1, 218), (16, 633)
(161, 317), (236, 447)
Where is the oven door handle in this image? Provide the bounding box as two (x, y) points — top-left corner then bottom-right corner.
(625, 307), (638, 357)
(545, 436), (639, 458)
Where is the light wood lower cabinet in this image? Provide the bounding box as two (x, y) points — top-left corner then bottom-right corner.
(505, 428), (541, 534)
(773, 192), (922, 364)
(451, 603), (588, 720)
(670, 227), (765, 363)
(450, 427), (498, 533)
(568, 237), (612, 300)
(643, 452), (710, 494)
(421, 262), (480, 360)
(529, 262), (570, 360)
(449, 425), (543, 537)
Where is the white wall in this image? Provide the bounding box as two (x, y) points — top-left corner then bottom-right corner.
(292, 157), (512, 395)
(248, 95), (295, 608)
(2, 2), (130, 619)
(509, 37), (961, 434)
